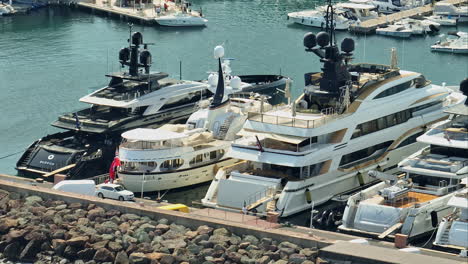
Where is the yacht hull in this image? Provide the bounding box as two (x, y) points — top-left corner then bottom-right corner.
(119, 159), (237, 192)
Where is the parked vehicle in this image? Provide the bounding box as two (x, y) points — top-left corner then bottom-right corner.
(52, 180), (96, 196)
(96, 183), (134, 201)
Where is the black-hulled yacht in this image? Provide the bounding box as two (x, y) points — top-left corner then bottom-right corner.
(16, 31), (290, 180)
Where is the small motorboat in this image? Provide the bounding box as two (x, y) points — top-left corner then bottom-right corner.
(424, 15), (457, 26)
(287, 8), (351, 30)
(431, 32), (468, 54)
(0, 3), (16, 15)
(155, 11), (208, 27)
(395, 18), (440, 35)
(376, 24), (413, 38)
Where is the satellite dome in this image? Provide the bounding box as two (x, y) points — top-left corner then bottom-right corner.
(208, 73), (218, 86)
(316, 32), (330, 47)
(131, 32), (143, 46)
(341, 38), (355, 53)
(230, 76), (242, 89)
(214, 45), (225, 59)
(140, 50), (152, 66)
(303, 32), (317, 49)
(119, 47), (130, 62)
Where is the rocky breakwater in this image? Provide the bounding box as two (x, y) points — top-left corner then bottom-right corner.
(0, 191), (319, 264)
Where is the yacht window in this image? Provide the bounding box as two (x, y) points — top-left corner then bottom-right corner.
(410, 174), (452, 189)
(394, 131), (424, 149)
(159, 90), (207, 111)
(189, 154), (204, 166)
(411, 100), (442, 114)
(430, 145), (468, 158)
(160, 159), (184, 171)
(339, 141), (393, 168)
(373, 80), (414, 99)
(352, 109), (412, 139)
(210, 151), (217, 160)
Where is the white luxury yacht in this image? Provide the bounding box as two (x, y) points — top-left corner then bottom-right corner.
(431, 32), (468, 54)
(201, 1), (465, 218)
(118, 46), (272, 192)
(287, 6), (351, 30)
(339, 81), (467, 241)
(433, 179), (468, 252)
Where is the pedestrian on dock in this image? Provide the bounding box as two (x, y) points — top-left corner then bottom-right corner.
(163, 2), (167, 11)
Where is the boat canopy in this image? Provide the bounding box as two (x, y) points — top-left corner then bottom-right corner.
(122, 128), (187, 142)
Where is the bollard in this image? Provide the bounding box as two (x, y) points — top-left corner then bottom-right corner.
(394, 233), (408, 248)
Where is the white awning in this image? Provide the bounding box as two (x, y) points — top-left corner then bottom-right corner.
(237, 129), (309, 145)
(121, 128), (187, 142)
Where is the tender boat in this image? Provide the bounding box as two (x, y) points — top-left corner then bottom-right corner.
(339, 82), (467, 241)
(201, 0), (465, 218)
(16, 31), (290, 181)
(155, 11), (208, 27)
(394, 18), (440, 35)
(431, 32), (468, 54)
(433, 180), (468, 253)
(287, 7), (351, 30)
(376, 24), (413, 38)
(434, 3), (468, 23)
(118, 46), (274, 192)
(0, 3), (15, 15)
(424, 15), (458, 26)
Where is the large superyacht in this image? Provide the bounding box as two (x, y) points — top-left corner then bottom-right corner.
(339, 81), (467, 241)
(16, 31), (289, 180)
(202, 1), (465, 218)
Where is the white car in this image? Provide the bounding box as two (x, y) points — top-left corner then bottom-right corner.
(96, 183), (134, 201)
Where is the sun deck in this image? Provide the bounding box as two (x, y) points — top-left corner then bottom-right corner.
(366, 191), (439, 208)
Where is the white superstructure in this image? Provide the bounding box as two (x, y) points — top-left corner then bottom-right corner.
(0, 3), (15, 15)
(339, 92), (467, 240)
(336, 2), (379, 22)
(118, 46), (272, 192)
(202, 14), (465, 217)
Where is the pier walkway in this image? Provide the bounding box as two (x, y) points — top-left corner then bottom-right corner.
(0, 176), (465, 263)
(349, 0), (468, 33)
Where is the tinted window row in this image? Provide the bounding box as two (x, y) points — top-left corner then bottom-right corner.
(374, 80), (414, 99)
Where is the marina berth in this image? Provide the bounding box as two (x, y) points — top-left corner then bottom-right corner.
(16, 30), (212, 180)
(117, 46), (274, 192)
(202, 0), (466, 219)
(339, 80), (468, 241)
(15, 31), (289, 181)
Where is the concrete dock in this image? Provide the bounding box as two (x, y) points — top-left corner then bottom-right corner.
(0, 177), (465, 264)
(349, 0), (468, 34)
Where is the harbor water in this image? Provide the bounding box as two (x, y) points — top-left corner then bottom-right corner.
(1, 1), (467, 207)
